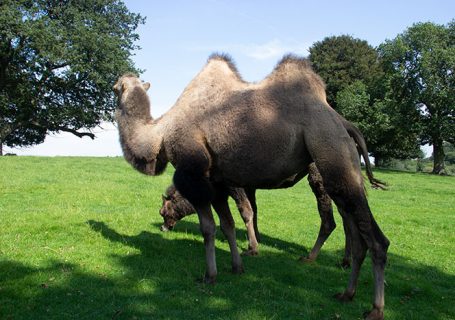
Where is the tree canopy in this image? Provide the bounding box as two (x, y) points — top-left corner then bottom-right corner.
(309, 35), (384, 109)
(336, 81), (421, 165)
(0, 0), (144, 154)
(378, 21), (455, 174)
(309, 35), (420, 165)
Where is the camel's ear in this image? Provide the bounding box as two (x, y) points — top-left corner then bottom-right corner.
(112, 83), (120, 95)
(113, 80), (125, 96)
(143, 82), (151, 91)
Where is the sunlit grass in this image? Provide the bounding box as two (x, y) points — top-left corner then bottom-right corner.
(1, 157), (454, 319)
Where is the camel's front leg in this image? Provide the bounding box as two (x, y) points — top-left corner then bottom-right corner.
(229, 188), (258, 256)
(172, 141), (218, 283)
(212, 188), (244, 273)
(194, 203), (217, 284)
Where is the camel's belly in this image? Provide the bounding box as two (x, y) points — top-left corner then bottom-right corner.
(207, 124), (309, 188)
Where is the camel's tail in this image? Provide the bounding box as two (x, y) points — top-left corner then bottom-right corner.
(342, 119), (388, 190)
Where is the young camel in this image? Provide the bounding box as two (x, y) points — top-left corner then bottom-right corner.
(114, 54), (389, 320)
(159, 126), (385, 264)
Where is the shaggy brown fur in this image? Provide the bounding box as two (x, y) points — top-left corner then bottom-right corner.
(159, 184), (195, 231)
(158, 120), (384, 264)
(114, 54), (389, 320)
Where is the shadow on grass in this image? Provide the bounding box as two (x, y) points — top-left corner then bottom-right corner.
(151, 220), (312, 257)
(1, 221), (454, 320)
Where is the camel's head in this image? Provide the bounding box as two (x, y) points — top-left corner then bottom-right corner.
(159, 194), (178, 232)
(113, 74), (151, 110)
(159, 185), (194, 231)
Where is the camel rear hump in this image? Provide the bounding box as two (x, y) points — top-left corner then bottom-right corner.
(262, 54), (328, 102)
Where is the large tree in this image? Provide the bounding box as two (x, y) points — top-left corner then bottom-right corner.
(336, 81), (420, 166)
(0, 0), (145, 155)
(309, 35), (384, 109)
(309, 35), (420, 164)
(378, 21), (455, 174)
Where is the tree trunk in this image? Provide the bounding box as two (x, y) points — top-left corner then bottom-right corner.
(0, 141), (3, 156)
(374, 155), (381, 167)
(432, 139), (445, 174)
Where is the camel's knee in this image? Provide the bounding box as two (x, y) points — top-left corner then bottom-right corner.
(238, 204), (253, 223)
(371, 234), (389, 265)
(317, 200), (336, 235)
(321, 217), (336, 235)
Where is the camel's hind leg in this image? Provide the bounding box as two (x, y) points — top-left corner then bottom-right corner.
(245, 188), (260, 243)
(193, 202), (218, 283)
(333, 197), (389, 320)
(334, 213), (367, 301)
(303, 109), (389, 319)
(340, 213), (352, 268)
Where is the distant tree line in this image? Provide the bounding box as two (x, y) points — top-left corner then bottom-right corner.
(0, 2), (453, 174)
(309, 21), (454, 174)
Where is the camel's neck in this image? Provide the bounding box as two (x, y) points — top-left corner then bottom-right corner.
(116, 97), (167, 175)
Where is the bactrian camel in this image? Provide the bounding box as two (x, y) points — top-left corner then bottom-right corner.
(114, 54), (390, 320)
(159, 123), (386, 264)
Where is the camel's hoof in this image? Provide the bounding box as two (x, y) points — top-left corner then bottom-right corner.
(232, 264), (245, 274)
(363, 308), (384, 320)
(334, 292), (354, 302)
(298, 256), (315, 264)
(197, 273), (216, 285)
(241, 249), (258, 256)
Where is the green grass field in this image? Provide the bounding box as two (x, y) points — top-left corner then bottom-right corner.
(1, 157), (454, 319)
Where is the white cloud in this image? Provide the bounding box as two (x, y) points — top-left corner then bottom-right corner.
(186, 38), (311, 61)
(243, 39), (310, 61)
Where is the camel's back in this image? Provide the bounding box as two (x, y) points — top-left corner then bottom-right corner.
(166, 54), (333, 186)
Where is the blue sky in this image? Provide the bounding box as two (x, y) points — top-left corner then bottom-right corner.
(8, 0), (454, 156)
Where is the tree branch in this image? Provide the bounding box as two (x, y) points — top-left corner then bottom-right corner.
(46, 61), (69, 71)
(57, 127), (95, 139)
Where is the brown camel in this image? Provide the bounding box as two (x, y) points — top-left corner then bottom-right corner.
(159, 123), (385, 263)
(114, 54), (389, 320)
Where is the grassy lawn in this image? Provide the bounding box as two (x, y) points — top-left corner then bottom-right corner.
(1, 156), (454, 319)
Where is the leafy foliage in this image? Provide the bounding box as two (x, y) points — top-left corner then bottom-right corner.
(0, 0), (145, 153)
(378, 21), (455, 174)
(309, 35), (384, 109)
(310, 35), (420, 163)
(336, 81), (421, 164)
